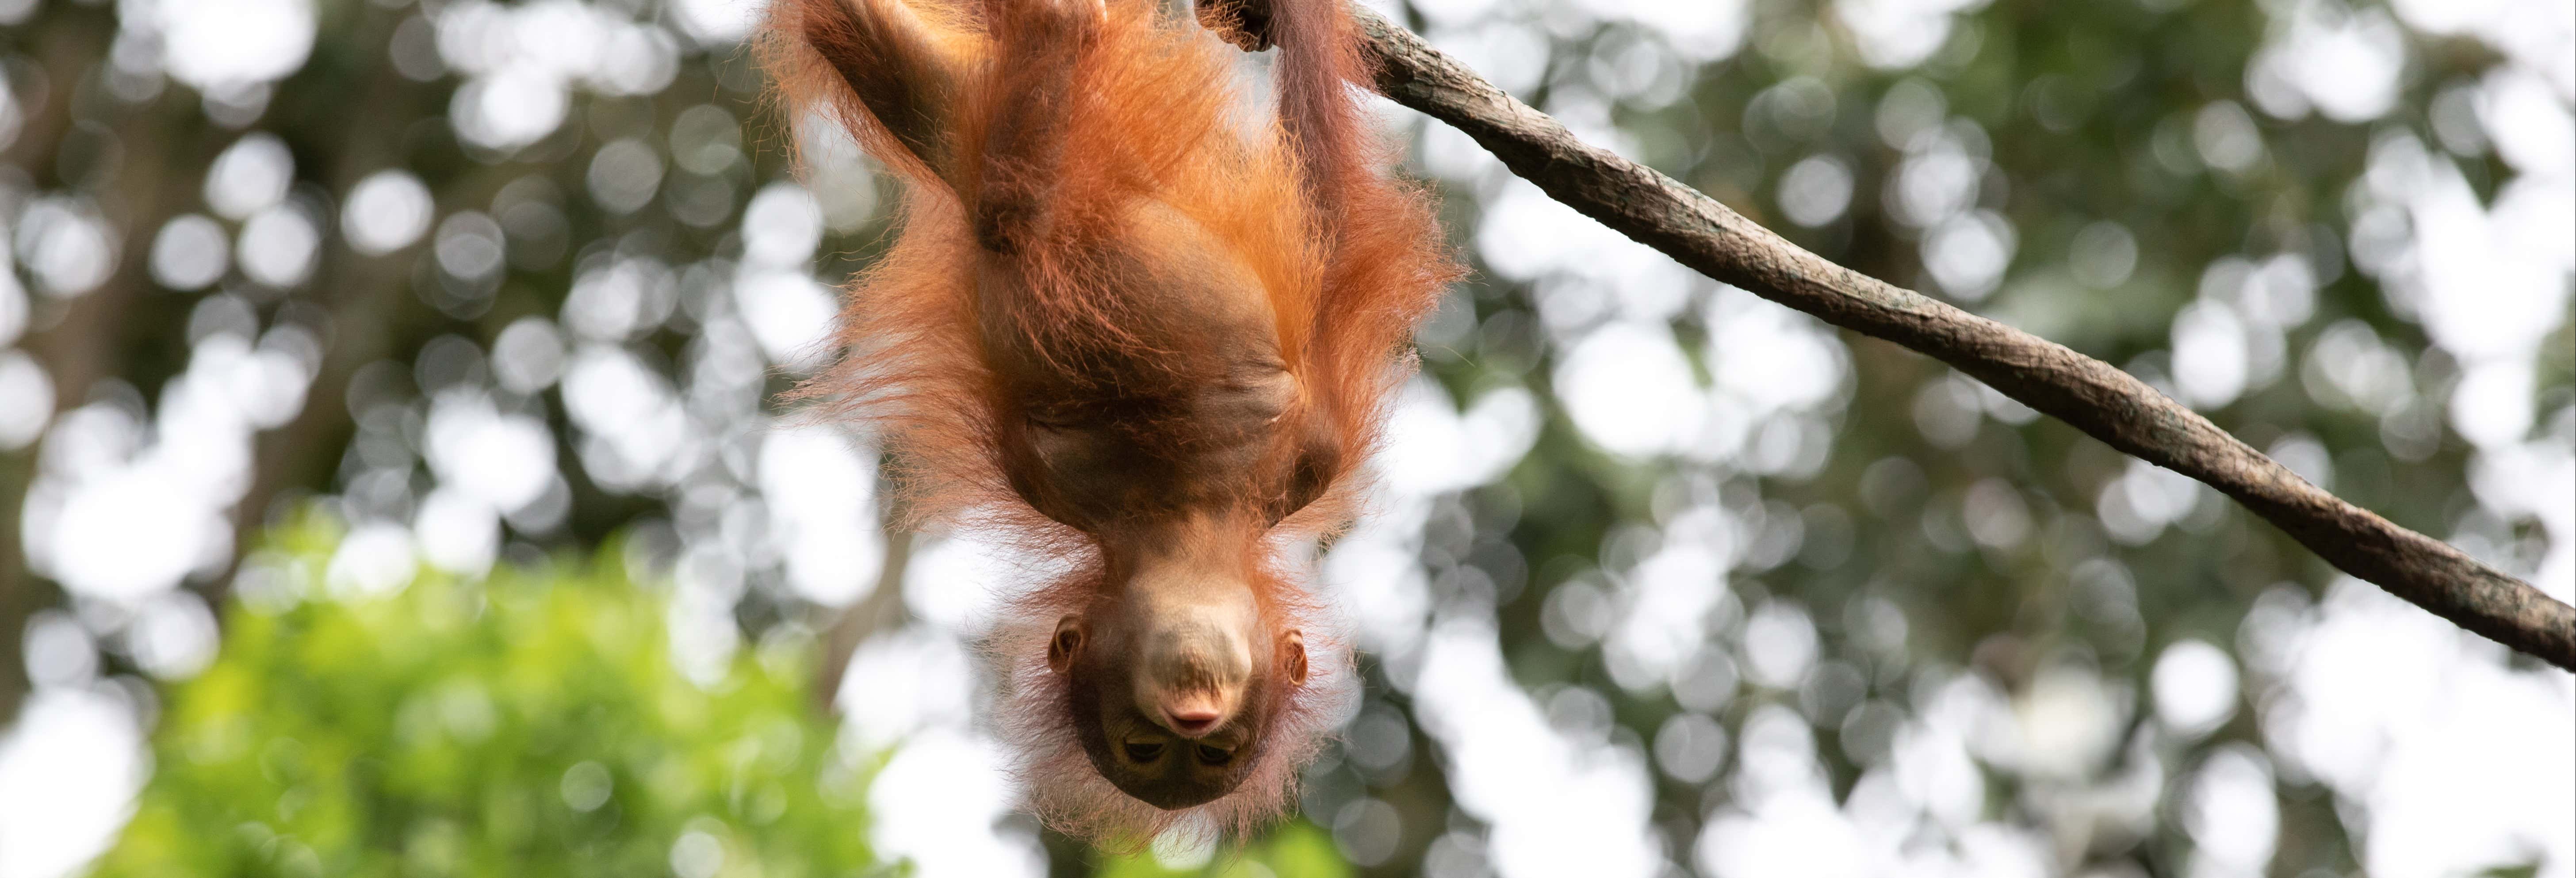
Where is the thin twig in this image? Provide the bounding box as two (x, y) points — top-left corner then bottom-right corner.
(1227, 2), (2576, 669)
(812, 523), (915, 712)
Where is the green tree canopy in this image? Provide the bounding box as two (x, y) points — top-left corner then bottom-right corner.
(90, 521), (880, 878)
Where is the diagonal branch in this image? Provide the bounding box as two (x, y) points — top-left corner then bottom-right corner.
(1224, 2), (2576, 669)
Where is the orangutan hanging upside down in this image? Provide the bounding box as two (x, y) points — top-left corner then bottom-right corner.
(761, 0), (1455, 840)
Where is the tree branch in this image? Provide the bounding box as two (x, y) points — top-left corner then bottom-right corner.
(1229, 3), (2576, 669)
(811, 526), (914, 713)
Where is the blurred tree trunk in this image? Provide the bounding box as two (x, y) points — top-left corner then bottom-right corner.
(0, 9), (117, 725)
(0, 462), (43, 721)
(222, 27), (417, 601)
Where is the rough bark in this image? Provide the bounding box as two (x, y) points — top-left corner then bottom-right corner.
(1222, 2), (2576, 669)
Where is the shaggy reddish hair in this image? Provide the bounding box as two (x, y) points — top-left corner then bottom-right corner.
(759, 0), (1454, 844)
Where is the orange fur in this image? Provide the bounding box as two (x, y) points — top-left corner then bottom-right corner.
(761, 0), (1457, 842)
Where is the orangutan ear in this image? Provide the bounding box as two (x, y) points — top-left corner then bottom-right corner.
(1280, 629), (1308, 687)
(1047, 615), (1086, 674)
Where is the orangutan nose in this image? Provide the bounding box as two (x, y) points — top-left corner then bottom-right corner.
(1166, 707), (1221, 737)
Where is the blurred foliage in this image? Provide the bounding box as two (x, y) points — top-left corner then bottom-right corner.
(86, 520), (880, 878)
(1093, 824), (1355, 878)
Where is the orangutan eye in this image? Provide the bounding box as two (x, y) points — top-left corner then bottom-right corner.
(1194, 744), (1232, 766)
(1122, 741), (1165, 763)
